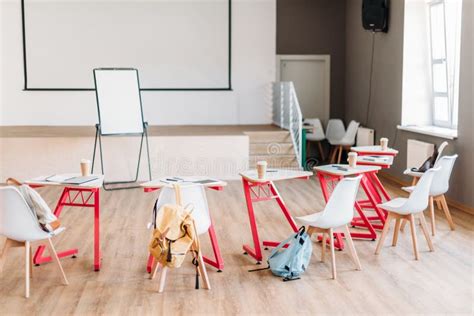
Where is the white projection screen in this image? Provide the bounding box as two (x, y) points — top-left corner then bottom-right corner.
(22, 0), (231, 90)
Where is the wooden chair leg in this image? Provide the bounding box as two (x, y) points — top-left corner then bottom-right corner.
(328, 228), (337, 280)
(150, 260), (160, 280)
(46, 239), (69, 285)
(25, 241), (30, 298)
(400, 219), (407, 232)
(392, 218), (401, 246)
(317, 141), (326, 162)
(321, 233), (327, 262)
(418, 213), (434, 252)
(158, 266), (168, 293)
(343, 225), (361, 270)
(197, 251), (211, 290)
(408, 214), (419, 260)
(329, 146), (337, 164)
(0, 239), (14, 275)
(429, 196), (436, 236)
(30, 247), (33, 279)
(375, 213), (392, 254)
(435, 199), (442, 210)
(440, 195), (455, 231)
(336, 146), (343, 164)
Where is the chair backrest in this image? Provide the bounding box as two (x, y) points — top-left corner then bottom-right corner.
(316, 176), (362, 228)
(435, 141), (449, 164)
(403, 167), (440, 213)
(304, 118), (325, 139)
(0, 187), (49, 242)
(155, 184), (211, 235)
(341, 120), (360, 144)
(326, 119), (345, 142)
(431, 154), (458, 196)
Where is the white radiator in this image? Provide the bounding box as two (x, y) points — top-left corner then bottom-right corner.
(407, 139), (434, 169)
(356, 127), (375, 146)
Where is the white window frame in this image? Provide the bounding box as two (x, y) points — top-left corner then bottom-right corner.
(428, 0), (450, 127)
(428, 0), (462, 129)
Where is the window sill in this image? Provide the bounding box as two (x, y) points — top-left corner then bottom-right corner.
(397, 125), (458, 140)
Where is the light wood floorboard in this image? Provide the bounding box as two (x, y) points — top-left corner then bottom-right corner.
(0, 178), (473, 315)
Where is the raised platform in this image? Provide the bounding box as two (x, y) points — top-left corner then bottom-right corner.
(0, 125), (294, 182)
(0, 125), (283, 137)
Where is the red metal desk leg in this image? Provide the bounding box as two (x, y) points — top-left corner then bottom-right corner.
(94, 189), (101, 271)
(146, 254), (154, 273)
(361, 175), (386, 223)
(203, 220), (224, 271)
(269, 183), (298, 231)
(242, 179), (263, 262)
(368, 172), (391, 201)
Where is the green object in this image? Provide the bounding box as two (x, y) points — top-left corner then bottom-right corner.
(301, 128), (307, 170)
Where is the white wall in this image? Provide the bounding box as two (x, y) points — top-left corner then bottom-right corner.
(0, 0), (276, 126)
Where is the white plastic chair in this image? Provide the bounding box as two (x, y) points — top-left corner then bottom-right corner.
(296, 176), (362, 279)
(149, 184), (211, 292)
(304, 118), (326, 161)
(0, 187), (68, 298)
(375, 168), (440, 260)
(325, 119), (345, 144)
(327, 120), (360, 164)
(402, 155), (458, 235)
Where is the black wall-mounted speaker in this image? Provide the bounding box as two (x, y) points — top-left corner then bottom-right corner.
(362, 0), (389, 33)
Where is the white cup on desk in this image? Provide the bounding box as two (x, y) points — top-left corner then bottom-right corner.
(348, 152), (358, 168)
(80, 159), (91, 176)
(380, 137), (389, 151)
(257, 161), (268, 179)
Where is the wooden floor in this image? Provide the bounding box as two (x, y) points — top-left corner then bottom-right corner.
(0, 178), (473, 315)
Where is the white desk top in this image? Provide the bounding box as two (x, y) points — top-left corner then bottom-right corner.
(26, 174), (104, 188)
(239, 169), (313, 183)
(314, 164), (381, 176)
(351, 145), (399, 155)
(357, 155), (394, 166)
(140, 176), (227, 189)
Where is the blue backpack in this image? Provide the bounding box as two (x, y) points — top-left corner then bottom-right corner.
(250, 226), (312, 281)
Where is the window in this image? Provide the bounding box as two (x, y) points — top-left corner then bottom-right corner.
(428, 0), (462, 129)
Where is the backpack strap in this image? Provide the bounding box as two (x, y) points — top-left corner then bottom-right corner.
(152, 198), (159, 229)
(173, 183), (182, 206)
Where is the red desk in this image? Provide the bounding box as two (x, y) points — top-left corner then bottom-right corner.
(26, 174), (104, 271)
(351, 145), (399, 157)
(314, 165), (386, 250)
(141, 177), (226, 272)
(351, 146), (399, 231)
(240, 169), (313, 263)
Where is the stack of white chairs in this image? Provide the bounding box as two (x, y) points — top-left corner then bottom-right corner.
(326, 119), (360, 164)
(304, 118), (326, 161)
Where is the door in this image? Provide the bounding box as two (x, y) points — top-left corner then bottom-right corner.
(278, 56), (330, 123)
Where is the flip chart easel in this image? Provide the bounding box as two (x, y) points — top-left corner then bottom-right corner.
(91, 68), (152, 190)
